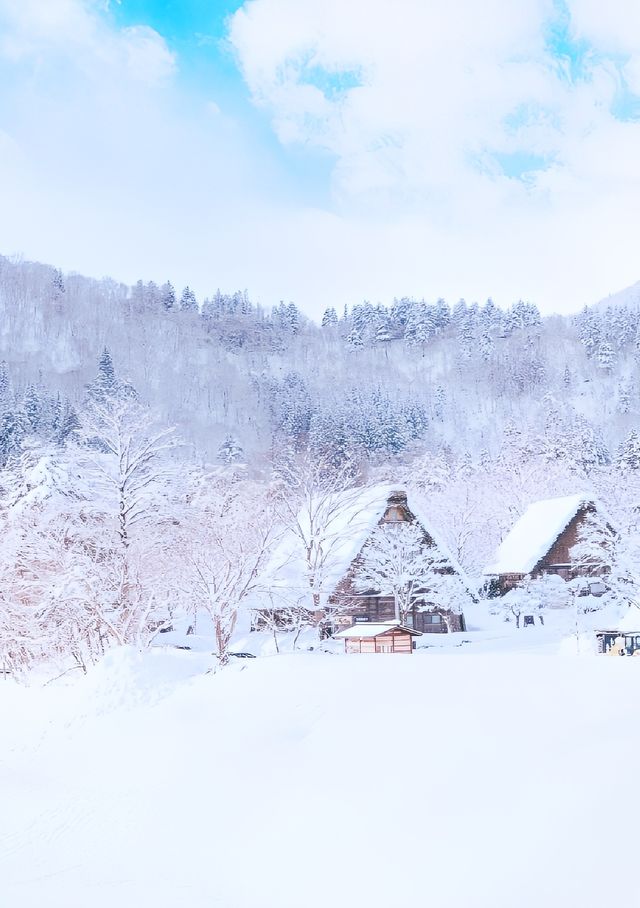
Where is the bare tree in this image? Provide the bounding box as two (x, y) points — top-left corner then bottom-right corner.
(272, 451), (371, 634)
(177, 476), (279, 665)
(353, 522), (450, 625)
(68, 396), (184, 649)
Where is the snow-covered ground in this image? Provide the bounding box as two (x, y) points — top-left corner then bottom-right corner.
(1, 620), (638, 908)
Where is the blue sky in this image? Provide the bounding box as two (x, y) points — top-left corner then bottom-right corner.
(110, 0), (335, 207)
(111, 1), (244, 94)
(1, 0), (640, 316)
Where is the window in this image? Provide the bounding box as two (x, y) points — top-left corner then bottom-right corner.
(425, 614), (442, 624)
(384, 506), (405, 522)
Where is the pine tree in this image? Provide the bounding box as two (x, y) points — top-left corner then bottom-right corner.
(52, 268), (65, 299)
(434, 297), (451, 333)
(451, 299), (467, 328)
(98, 348), (116, 390)
(160, 282), (175, 311)
(458, 313), (475, 358)
(217, 435), (244, 465)
(390, 297), (410, 334)
(286, 303), (300, 334)
(22, 386), (42, 433)
(0, 409), (26, 465)
(596, 342), (615, 373)
(578, 307), (601, 358)
(375, 316), (392, 347)
(0, 361), (10, 403)
(180, 286), (198, 312)
(56, 399), (80, 445)
(86, 348), (118, 402)
(478, 329), (494, 362)
(481, 297), (498, 328)
(509, 300), (542, 331)
(617, 430), (640, 471)
(405, 304), (434, 350)
(347, 327), (364, 350)
(321, 307), (338, 328)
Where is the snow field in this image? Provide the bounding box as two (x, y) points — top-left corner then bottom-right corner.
(1, 647), (639, 907)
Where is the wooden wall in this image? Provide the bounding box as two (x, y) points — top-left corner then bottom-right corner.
(342, 596), (462, 633)
(534, 507), (592, 577)
(345, 631), (414, 654)
(327, 493), (468, 633)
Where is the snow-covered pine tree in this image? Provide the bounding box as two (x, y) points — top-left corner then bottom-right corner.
(0, 409), (26, 466)
(161, 281), (176, 311)
(180, 286), (198, 312)
(321, 307), (338, 328)
(51, 268), (65, 300)
(86, 348), (118, 403)
(596, 342), (615, 373)
(217, 434), (244, 465)
(616, 430), (640, 471)
(22, 386), (43, 434)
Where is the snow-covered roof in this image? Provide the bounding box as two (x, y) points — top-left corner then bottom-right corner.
(616, 606), (640, 634)
(333, 622), (422, 638)
(251, 484), (464, 612)
(485, 493), (593, 576)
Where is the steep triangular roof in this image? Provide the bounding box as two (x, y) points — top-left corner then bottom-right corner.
(485, 493), (594, 576)
(253, 484), (466, 611)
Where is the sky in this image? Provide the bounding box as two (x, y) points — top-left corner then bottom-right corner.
(1, 0), (640, 317)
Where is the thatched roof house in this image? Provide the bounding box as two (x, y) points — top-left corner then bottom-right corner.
(485, 494), (611, 594)
(252, 485), (471, 635)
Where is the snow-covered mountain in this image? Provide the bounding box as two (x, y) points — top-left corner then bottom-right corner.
(594, 279), (640, 312)
(0, 252), (638, 470)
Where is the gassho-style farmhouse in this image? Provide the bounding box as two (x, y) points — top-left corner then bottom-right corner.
(248, 487), (620, 654)
(483, 493), (612, 594)
(252, 486), (469, 642)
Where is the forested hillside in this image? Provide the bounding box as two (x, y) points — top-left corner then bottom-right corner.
(2, 252), (640, 674)
(1, 253), (638, 468)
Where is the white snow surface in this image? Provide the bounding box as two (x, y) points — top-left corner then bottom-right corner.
(255, 483), (466, 611)
(2, 637), (640, 908)
(485, 492), (590, 575)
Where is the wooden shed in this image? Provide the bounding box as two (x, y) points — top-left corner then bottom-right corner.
(333, 622), (422, 654)
(596, 606), (640, 655)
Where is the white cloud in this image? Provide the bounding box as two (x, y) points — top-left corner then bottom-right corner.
(1, 0), (640, 318)
(224, 0), (640, 310)
(119, 26), (176, 85)
(0, 0), (176, 85)
(567, 0), (640, 54)
(0, 0), (256, 294)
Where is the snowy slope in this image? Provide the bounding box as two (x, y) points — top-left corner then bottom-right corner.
(2, 645), (640, 908)
(594, 279), (640, 312)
